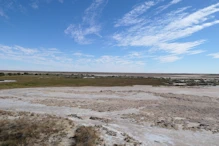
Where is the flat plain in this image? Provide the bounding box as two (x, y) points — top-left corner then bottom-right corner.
(0, 72), (219, 146)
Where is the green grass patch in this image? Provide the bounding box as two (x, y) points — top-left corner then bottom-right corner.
(0, 75), (168, 89)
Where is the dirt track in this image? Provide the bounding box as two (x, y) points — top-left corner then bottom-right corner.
(0, 85), (219, 145)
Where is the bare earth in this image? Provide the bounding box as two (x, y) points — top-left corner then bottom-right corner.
(0, 85), (219, 146)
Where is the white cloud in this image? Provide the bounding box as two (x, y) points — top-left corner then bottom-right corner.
(156, 0), (182, 14)
(0, 44), (145, 72)
(65, 24), (101, 44)
(157, 55), (181, 63)
(95, 55), (141, 65)
(171, 0), (182, 4)
(30, 0), (64, 9)
(165, 3), (219, 31)
(188, 50), (205, 55)
(115, 1), (155, 27)
(126, 52), (145, 59)
(208, 53), (219, 58)
(113, 2), (219, 63)
(65, 0), (107, 44)
(30, 0), (39, 9)
(83, 0), (106, 24)
(58, 0), (64, 3)
(0, 1), (36, 17)
(73, 52), (94, 58)
(0, 9), (8, 18)
(157, 41), (205, 55)
(14, 45), (38, 54)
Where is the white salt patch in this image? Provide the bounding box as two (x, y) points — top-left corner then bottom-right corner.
(146, 134), (174, 145)
(0, 80), (16, 83)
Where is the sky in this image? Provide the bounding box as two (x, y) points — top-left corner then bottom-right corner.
(0, 0), (219, 73)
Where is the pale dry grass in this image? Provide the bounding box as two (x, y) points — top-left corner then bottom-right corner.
(71, 126), (102, 146)
(0, 110), (74, 146)
(0, 110), (102, 146)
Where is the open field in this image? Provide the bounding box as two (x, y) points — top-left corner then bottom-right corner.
(1, 70), (219, 79)
(0, 72), (219, 145)
(0, 72), (219, 89)
(0, 74), (169, 89)
(0, 84), (219, 145)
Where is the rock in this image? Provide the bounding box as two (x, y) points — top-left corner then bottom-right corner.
(106, 130), (117, 136)
(68, 114), (82, 119)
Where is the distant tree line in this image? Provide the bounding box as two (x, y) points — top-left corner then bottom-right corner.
(0, 72), (52, 76)
(0, 72), (30, 76)
(0, 73), (5, 76)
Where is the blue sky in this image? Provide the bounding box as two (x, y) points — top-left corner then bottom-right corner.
(0, 0), (219, 73)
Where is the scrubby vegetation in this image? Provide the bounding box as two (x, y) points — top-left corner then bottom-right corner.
(169, 78), (219, 86)
(0, 110), (74, 146)
(0, 74), (169, 89)
(0, 72), (218, 89)
(72, 126), (101, 146)
(0, 73), (5, 76)
(0, 110), (103, 146)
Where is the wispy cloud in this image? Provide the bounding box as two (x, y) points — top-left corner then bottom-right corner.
(171, 0), (182, 4)
(0, 44), (145, 72)
(0, 0), (64, 15)
(113, 2), (219, 63)
(126, 51), (147, 59)
(157, 55), (181, 63)
(115, 1), (156, 27)
(208, 52), (219, 58)
(73, 52), (94, 58)
(58, 0), (64, 3)
(65, 0), (107, 44)
(30, 0), (39, 9)
(0, 44), (64, 66)
(0, 8), (8, 18)
(156, 40), (205, 55)
(188, 50), (205, 55)
(65, 24), (101, 44)
(0, 0), (15, 19)
(14, 45), (38, 54)
(156, 0), (182, 14)
(0, 1), (29, 18)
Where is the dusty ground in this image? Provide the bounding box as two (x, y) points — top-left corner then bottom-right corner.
(0, 85), (219, 146)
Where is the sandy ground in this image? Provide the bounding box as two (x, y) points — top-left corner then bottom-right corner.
(0, 85), (219, 146)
